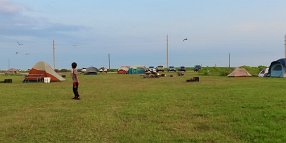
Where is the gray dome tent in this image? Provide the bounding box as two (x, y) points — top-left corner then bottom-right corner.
(85, 67), (98, 75)
(268, 58), (286, 77)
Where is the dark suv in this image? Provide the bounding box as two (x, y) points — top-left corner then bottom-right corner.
(178, 66), (186, 72)
(194, 65), (201, 72)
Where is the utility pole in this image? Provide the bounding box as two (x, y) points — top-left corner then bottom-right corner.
(108, 53), (111, 70)
(52, 40), (55, 69)
(229, 53), (231, 68)
(166, 35), (169, 68)
(284, 34), (286, 59)
(8, 59), (10, 70)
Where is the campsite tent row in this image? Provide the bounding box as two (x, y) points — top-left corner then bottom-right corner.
(228, 58), (286, 78)
(19, 58), (286, 82)
(118, 66), (146, 74)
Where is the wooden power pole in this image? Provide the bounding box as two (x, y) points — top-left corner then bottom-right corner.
(166, 35), (169, 68)
(285, 34), (286, 59)
(229, 53), (231, 68)
(53, 40), (55, 69)
(108, 53), (111, 70)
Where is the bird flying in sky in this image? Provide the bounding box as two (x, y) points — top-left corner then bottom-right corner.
(183, 38), (187, 42)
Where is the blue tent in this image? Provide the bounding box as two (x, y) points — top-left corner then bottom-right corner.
(128, 66), (146, 74)
(268, 58), (286, 77)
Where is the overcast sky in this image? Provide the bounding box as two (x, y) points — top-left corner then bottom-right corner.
(1, 0), (286, 69)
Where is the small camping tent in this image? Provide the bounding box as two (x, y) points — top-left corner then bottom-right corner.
(26, 61), (65, 82)
(128, 66), (146, 74)
(85, 67), (98, 75)
(268, 58), (286, 77)
(228, 67), (252, 77)
(118, 66), (130, 74)
(5, 68), (19, 75)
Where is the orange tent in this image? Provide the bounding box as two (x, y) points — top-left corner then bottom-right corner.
(26, 61), (65, 82)
(117, 66), (130, 74)
(228, 67), (252, 77)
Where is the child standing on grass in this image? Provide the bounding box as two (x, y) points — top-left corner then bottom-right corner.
(71, 62), (80, 100)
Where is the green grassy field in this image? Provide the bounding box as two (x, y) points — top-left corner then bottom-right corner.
(1, 72), (286, 143)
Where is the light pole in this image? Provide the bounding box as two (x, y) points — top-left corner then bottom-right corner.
(108, 53), (111, 70)
(166, 36), (189, 68)
(229, 53), (231, 68)
(284, 34), (286, 59)
(52, 40), (56, 69)
(166, 35), (169, 68)
(8, 59), (10, 70)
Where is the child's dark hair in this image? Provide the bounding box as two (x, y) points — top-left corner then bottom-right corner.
(71, 62), (77, 68)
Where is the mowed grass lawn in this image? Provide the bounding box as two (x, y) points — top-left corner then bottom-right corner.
(1, 72), (286, 143)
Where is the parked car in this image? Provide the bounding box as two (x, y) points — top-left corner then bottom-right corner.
(156, 65), (164, 72)
(99, 67), (108, 73)
(168, 66), (176, 72)
(178, 66), (186, 72)
(148, 66), (156, 73)
(194, 65), (202, 72)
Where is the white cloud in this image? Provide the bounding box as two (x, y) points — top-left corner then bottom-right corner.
(233, 21), (286, 34)
(234, 22), (260, 33)
(0, 0), (24, 14)
(0, 0), (85, 41)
